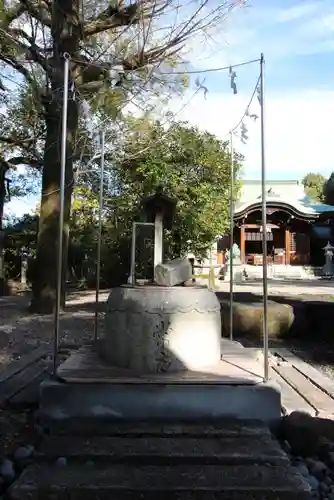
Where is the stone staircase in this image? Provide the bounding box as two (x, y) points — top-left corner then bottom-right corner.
(244, 264), (325, 281)
(8, 419), (312, 499)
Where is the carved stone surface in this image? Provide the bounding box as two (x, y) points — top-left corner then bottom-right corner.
(102, 285), (221, 372)
(154, 258), (192, 287)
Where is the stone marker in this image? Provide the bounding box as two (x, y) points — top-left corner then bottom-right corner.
(155, 258), (192, 287)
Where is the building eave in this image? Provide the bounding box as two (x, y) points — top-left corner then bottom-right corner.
(234, 201), (334, 221)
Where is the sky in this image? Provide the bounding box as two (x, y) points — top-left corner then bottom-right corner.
(6, 0), (334, 217)
(171, 0), (334, 180)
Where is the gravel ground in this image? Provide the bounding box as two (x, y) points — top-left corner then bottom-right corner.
(1, 287), (334, 497)
(0, 289), (109, 368)
(1, 287), (334, 376)
(0, 289), (110, 493)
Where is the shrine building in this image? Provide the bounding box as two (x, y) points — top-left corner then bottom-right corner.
(216, 180), (334, 276)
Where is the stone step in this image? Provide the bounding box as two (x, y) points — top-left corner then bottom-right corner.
(41, 417), (272, 437)
(8, 463), (312, 500)
(38, 433), (288, 465)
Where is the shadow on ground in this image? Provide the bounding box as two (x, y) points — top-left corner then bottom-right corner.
(2, 288), (334, 372)
(217, 290), (334, 369)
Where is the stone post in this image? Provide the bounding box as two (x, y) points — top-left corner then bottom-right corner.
(154, 212), (163, 270)
(21, 249), (28, 286)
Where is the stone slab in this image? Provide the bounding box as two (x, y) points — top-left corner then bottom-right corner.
(9, 463), (312, 500)
(56, 346), (263, 384)
(38, 434), (289, 465)
(41, 418), (271, 437)
(39, 377), (281, 423)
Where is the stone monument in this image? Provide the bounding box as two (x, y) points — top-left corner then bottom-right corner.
(103, 187), (222, 372)
(38, 187), (281, 424)
(223, 243), (245, 282)
(323, 241), (334, 277)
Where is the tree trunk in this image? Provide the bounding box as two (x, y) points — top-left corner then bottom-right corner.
(30, 96), (78, 313)
(30, 0), (80, 313)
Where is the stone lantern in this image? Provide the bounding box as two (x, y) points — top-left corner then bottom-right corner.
(323, 241), (334, 276)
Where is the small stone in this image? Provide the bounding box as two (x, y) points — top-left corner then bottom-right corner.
(282, 440), (291, 453)
(296, 463), (310, 477)
(310, 460), (328, 479)
(283, 411), (320, 457)
(55, 457), (67, 467)
(14, 445), (35, 462)
(324, 475), (333, 486)
(318, 437), (332, 457)
(0, 458), (15, 483)
(320, 482), (330, 494)
(307, 475), (320, 491)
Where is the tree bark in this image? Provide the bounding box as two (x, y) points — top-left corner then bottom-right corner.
(0, 162), (6, 296)
(30, 97), (78, 313)
(30, 0), (80, 313)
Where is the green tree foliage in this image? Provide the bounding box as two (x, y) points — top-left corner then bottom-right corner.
(323, 173), (334, 205)
(70, 119), (243, 284)
(302, 172), (326, 202)
(4, 120), (242, 287)
(0, 0), (246, 312)
(114, 120), (242, 255)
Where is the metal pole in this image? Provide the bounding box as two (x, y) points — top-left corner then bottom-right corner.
(94, 130), (105, 342)
(229, 131), (234, 341)
(53, 52), (70, 376)
(130, 222), (137, 285)
(260, 53), (269, 382)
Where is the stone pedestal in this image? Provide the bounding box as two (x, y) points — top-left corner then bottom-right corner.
(223, 264), (245, 282)
(101, 285), (221, 372)
(39, 344), (281, 424)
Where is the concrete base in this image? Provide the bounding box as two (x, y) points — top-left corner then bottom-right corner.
(39, 379), (281, 423)
(39, 346), (281, 424)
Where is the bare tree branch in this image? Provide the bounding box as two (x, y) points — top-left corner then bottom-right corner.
(7, 155), (43, 168)
(19, 0), (52, 27)
(84, 2), (150, 36)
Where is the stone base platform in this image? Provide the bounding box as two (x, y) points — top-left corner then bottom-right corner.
(39, 345), (281, 424)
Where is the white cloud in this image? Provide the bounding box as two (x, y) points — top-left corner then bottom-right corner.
(183, 0), (334, 66)
(170, 88), (334, 180)
(276, 2), (320, 23)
